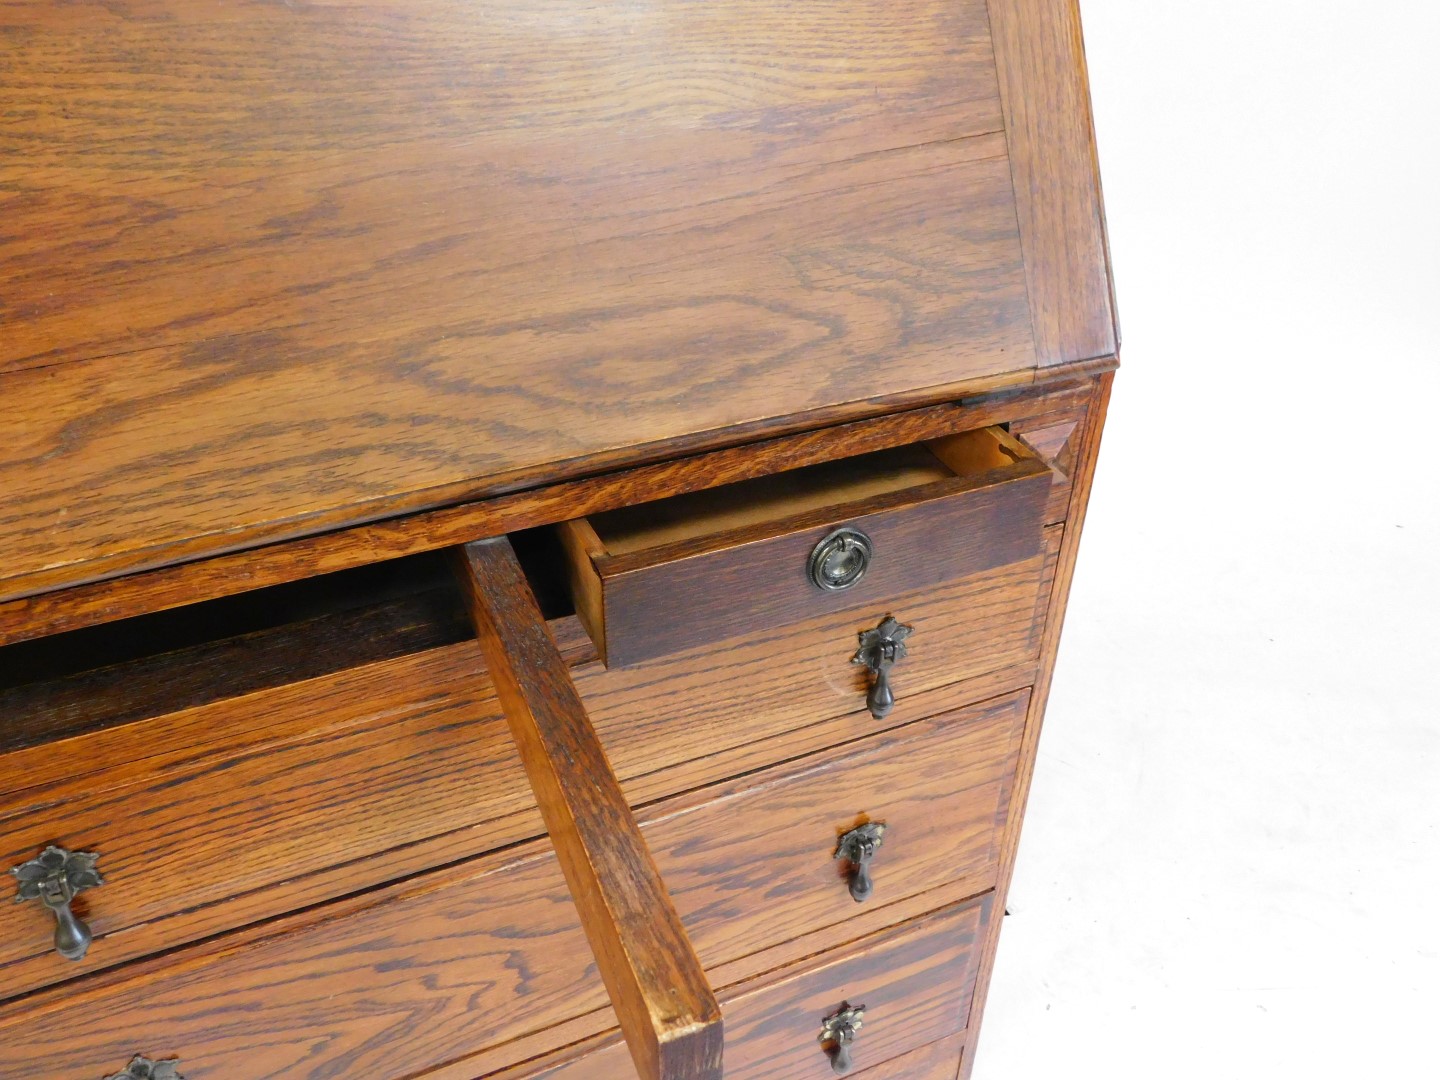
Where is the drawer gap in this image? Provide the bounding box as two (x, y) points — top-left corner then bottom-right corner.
(0, 535), (575, 755)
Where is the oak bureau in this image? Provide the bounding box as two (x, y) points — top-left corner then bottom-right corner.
(0, 2), (1117, 1078)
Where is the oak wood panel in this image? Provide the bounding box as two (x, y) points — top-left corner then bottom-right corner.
(0, 515), (1053, 998)
(456, 538), (722, 1080)
(506, 899), (989, 1080)
(468, 873), (992, 1080)
(1, 0), (1006, 373)
(0, 0), (1042, 603)
(519, 1032), (968, 1080)
(576, 538), (1055, 782)
(0, 646), (527, 993)
(0, 685), (1011, 1076)
(851, 1034), (967, 1080)
(570, 428), (1050, 666)
(0, 657), (1034, 1005)
(988, 0), (1117, 365)
(960, 370), (1113, 1078)
(0, 376), (1104, 643)
(643, 692), (1027, 969)
(0, 833), (618, 1080)
(0, 828), (986, 1080)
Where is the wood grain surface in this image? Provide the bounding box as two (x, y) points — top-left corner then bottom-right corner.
(0, 827), (986, 1080)
(570, 429), (1050, 666)
(960, 370), (1113, 1078)
(637, 692), (1027, 969)
(512, 899), (989, 1080)
(988, 0), (1118, 365)
(0, 0), (1043, 601)
(0, 659), (1036, 1008)
(0, 378), (1102, 644)
(521, 1031), (970, 1080)
(457, 538), (722, 1080)
(0, 829), (617, 1080)
(0, 518), (1051, 999)
(576, 534), (1056, 782)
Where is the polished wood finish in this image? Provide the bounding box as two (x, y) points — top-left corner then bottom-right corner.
(0, 830), (613, 1080)
(643, 691), (1027, 967)
(0, 0), (1051, 603)
(988, 0), (1117, 365)
(0, 375), (1106, 643)
(0, 646), (518, 995)
(0, 2), (1117, 1074)
(0, 527), (1048, 999)
(576, 535), (1056, 781)
(507, 1032), (969, 1080)
(561, 427), (1050, 665)
(0, 655), (1029, 1021)
(457, 538), (722, 1080)
(960, 371), (1113, 1078)
(511, 898), (989, 1079)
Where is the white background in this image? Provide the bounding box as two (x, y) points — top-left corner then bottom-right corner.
(975, 3), (1440, 1077)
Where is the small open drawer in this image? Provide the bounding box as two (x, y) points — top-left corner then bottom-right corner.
(557, 426), (1053, 666)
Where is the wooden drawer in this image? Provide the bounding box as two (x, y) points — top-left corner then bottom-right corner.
(518, 899), (990, 1080)
(559, 426), (1052, 666)
(577, 523), (1057, 785)
(646, 691), (1026, 970)
(0, 690), (1017, 1078)
(0, 648), (528, 998)
(0, 534), (1048, 1001)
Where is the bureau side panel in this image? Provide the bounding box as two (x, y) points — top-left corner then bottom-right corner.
(959, 370), (1113, 1077)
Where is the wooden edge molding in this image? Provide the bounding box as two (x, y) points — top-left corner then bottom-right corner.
(988, 0), (1117, 365)
(0, 364), (1113, 646)
(454, 537), (724, 1080)
(958, 370), (1113, 1078)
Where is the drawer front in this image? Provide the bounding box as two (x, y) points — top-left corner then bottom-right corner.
(0, 845), (608, 1080)
(522, 899), (989, 1080)
(0, 648), (529, 995)
(0, 554), (1050, 1003)
(0, 694), (1017, 1078)
(563, 427), (1053, 667)
(650, 691), (1027, 967)
(580, 526), (1057, 784)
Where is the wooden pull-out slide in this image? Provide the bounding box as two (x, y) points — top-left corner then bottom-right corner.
(455, 538), (723, 1080)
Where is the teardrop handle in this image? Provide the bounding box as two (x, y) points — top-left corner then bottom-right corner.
(819, 1002), (866, 1075)
(834, 822), (887, 904)
(10, 845), (104, 962)
(851, 616), (913, 721)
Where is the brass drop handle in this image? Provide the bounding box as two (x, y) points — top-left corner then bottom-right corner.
(834, 822), (887, 903)
(107, 1056), (184, 1080)
(819, 1002), (866, 1075)
(851, 616), (913, 720)
(10, 845), (104, 961)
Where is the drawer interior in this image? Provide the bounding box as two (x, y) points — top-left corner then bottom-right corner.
(581, 427), (1033, 560)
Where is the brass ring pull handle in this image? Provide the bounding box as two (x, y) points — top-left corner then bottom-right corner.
(834, 822), (887, 903)
(851, 616), (913, 720)
(809, 528), (873, 592)
(107, 1056), (184, 1080)
(10, 845), (104, 961)
(819, 1002), (867, 1075)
